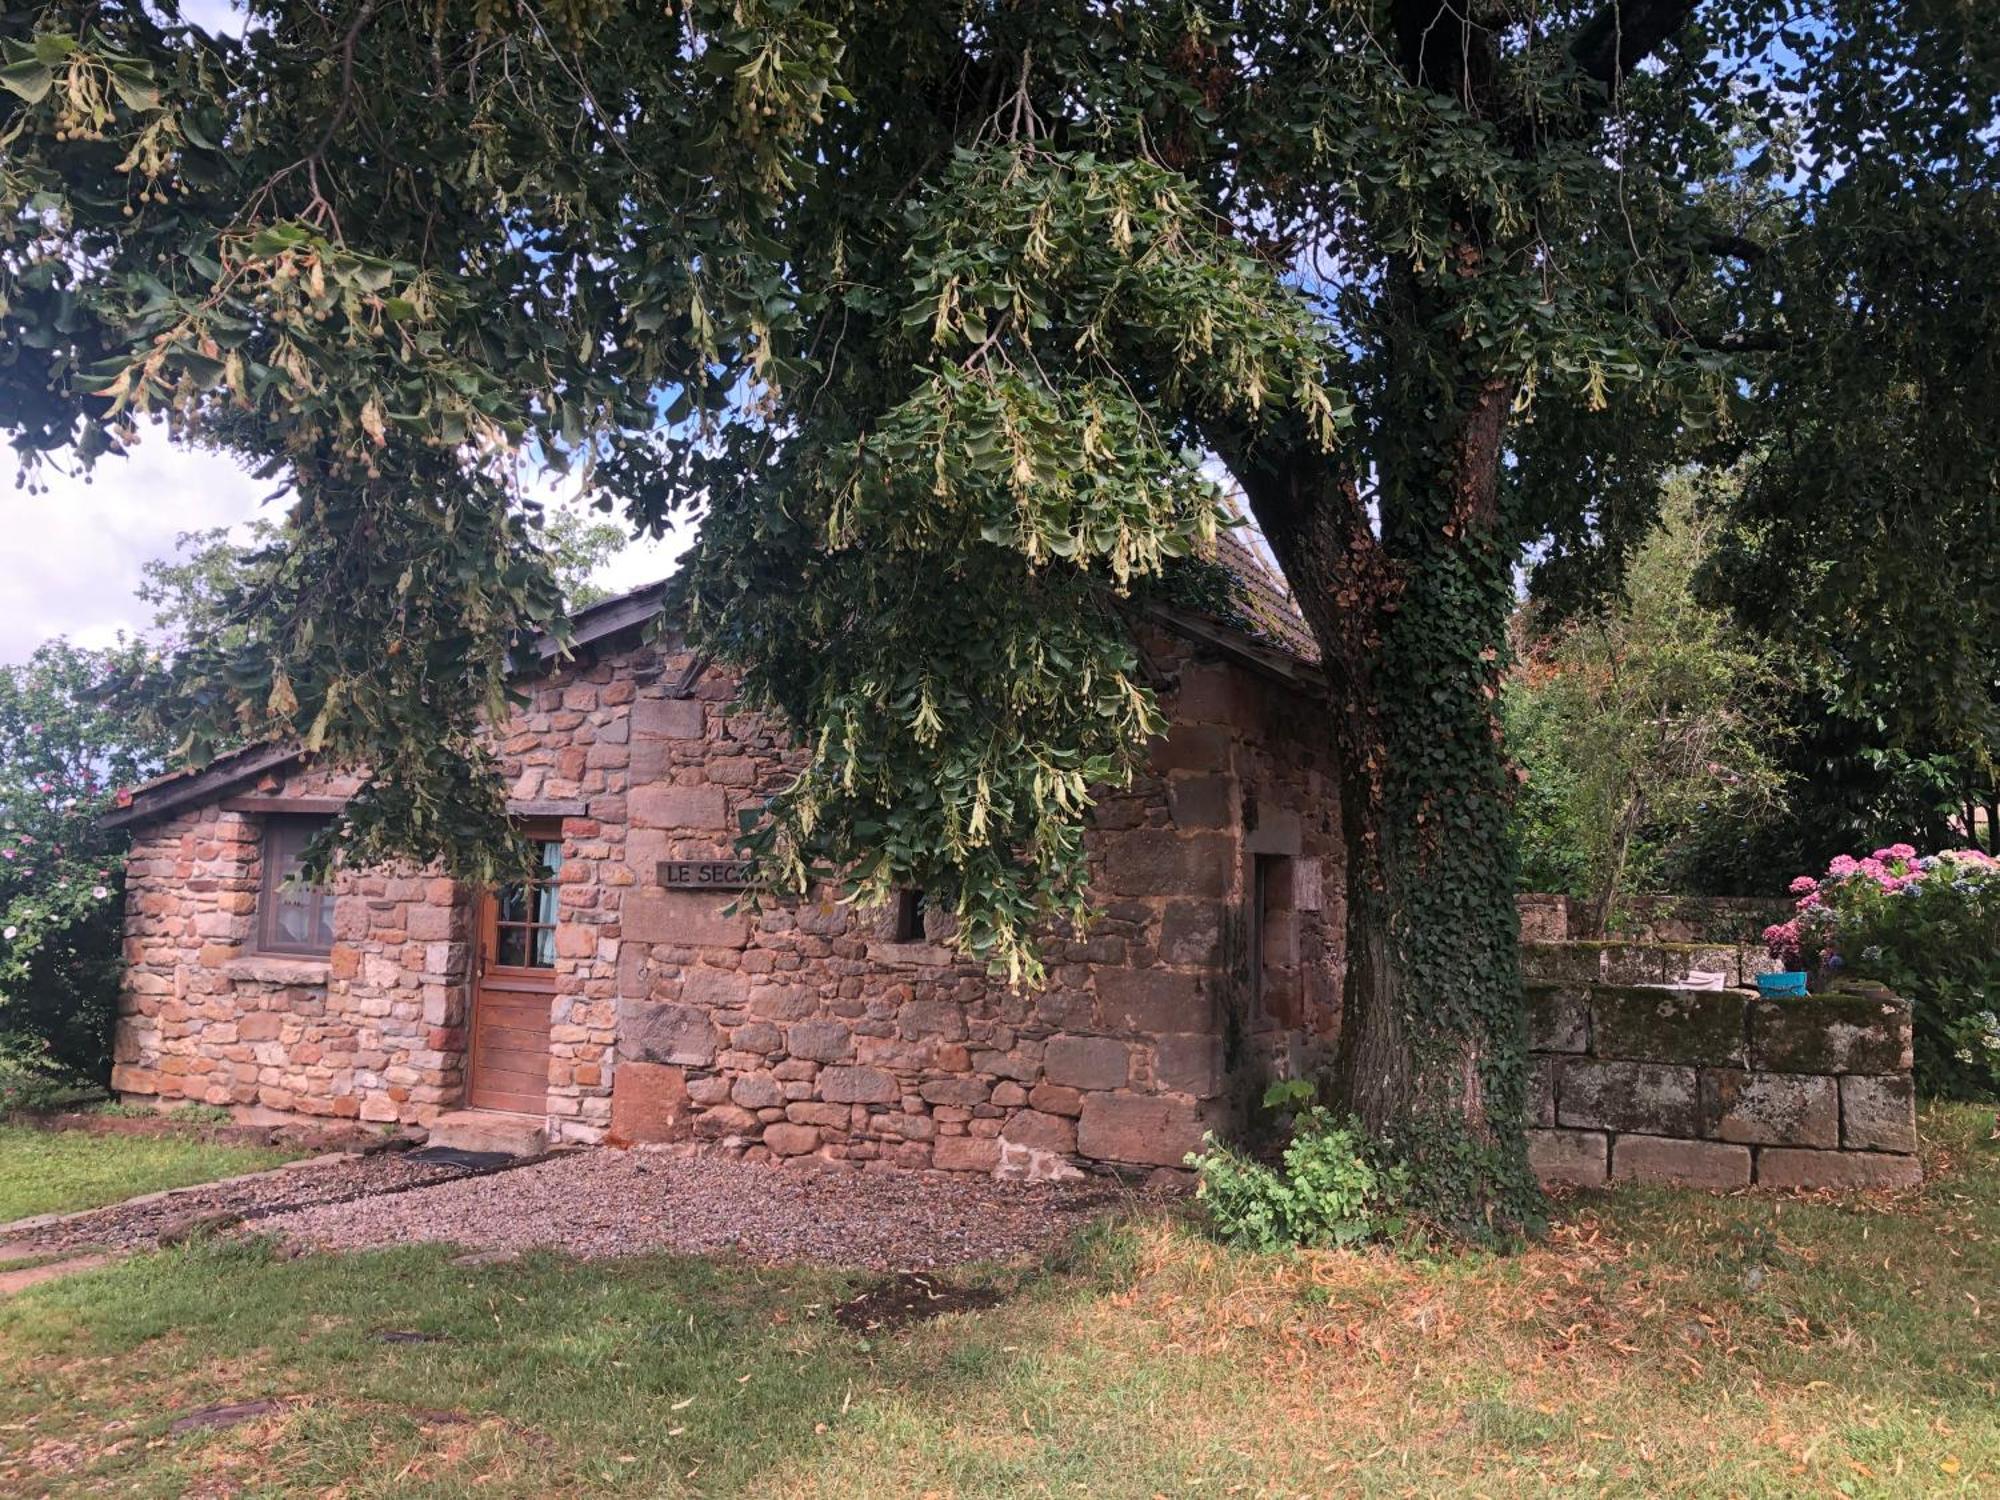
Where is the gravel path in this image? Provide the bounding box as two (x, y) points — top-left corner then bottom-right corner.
(0, 1152), (470, 1258)
(256, 1150), (1135, 1269)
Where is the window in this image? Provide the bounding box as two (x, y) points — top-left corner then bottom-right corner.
(491, 837), (565, 969)
(257, 817), (336, 956)
(890, 887), (927, 943)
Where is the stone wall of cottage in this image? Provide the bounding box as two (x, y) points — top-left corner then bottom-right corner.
(111, 777), (475, 1128)
(112, 622), (1345, 1173)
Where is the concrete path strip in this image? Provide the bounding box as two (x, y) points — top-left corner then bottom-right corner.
(0, 1152), (354, 1242)
(0, 1252), (119, 1297)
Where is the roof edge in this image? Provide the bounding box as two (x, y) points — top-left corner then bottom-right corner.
(105, 584), (1321, 830)
(101, 742), (307, 830)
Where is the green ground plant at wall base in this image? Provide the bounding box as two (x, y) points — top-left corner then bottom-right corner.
(1188, 1109), (1410, 1252)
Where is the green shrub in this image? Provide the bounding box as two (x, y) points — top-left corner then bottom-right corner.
(1187, 1109), (1409, 1252)
(2, 640), (166, 1087)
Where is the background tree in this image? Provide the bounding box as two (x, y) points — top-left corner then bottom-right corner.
(0, 640), (165, 1087)
(538, 508), (631, 610)
(5, 2), (1995, 1227)
(141, 507), (628, 648)
(1507, 472), (1788, 930)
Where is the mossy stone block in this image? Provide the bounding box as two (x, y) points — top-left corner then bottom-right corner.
(1590, 986), (1748, 1067)
(1527, 984), (1590, 1053)
(1599, 943), (1668, 985)
(1660, 944), (1742, 984)
(1700, 1068), (1838, 1147)
(1557, 1059), (1699, 1136)
(1840, 1073), (1918, 1152)
(1528, 1054), (1558, 1126)
(1520, 943), (1600, 985)
(1750, 995), (1912, 1074)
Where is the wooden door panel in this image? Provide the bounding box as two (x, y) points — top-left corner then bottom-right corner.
(468, 836), (561, 1116)
(475, 995), (552, 1027)
(467, 1081), (547, 1115)
(469, 1058), (548, 1093)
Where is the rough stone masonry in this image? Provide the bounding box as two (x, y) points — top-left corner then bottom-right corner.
(1522, 940), (1922, 1192)
(106, 598), (1347, 1180)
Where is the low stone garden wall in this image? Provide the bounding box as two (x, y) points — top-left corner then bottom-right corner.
(1524, 942), (1921, 1191)
(1517, 893), (1792, 945)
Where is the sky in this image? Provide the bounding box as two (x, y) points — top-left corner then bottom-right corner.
(0, 435), (694, 664)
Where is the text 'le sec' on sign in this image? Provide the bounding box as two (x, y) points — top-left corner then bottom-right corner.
(656, 859), (755, 890)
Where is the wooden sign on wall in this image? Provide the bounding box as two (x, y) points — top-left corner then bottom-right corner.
(657, 859), (756, 890)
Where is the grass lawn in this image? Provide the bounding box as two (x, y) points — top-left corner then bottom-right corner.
(2, 1103), (1995, 1498)
(0, 1121), (305, 1224)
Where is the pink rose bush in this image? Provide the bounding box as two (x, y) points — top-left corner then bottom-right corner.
(1766, 845), (2000, 1098)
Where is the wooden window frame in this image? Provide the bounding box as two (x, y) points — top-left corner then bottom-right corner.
(477, 823), (565, 992)
(255, 815), (336, 957)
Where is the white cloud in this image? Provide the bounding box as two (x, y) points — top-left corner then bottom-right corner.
(590, 520), (695, 599)
(0, 435), (274, 662)
(525, 462), (698, 602)
(0, 431), (699, 665)
(173, 0), (249, 36)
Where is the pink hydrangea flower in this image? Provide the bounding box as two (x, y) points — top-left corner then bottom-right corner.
(1763, 919), (1802, 964)
(1827, 854), (1859, 877)
(1789, 875), (1819, 895)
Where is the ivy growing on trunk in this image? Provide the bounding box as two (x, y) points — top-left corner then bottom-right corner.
(4, 2), (1994, 1232)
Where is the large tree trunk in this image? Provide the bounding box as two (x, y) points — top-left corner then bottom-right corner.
(1221, 381), (1541, 1234)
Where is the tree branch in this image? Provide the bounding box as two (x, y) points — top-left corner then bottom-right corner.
(1653, 308), (1784, 353)
(1567, 0), (1703, 101)
(1702, 231), (1771, 263)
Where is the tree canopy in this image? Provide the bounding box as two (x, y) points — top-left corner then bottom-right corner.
(6, 1), (1995, 1226)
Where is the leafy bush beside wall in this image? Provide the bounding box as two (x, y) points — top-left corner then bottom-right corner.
(1506, 474), (1789, 932)
(0, 641), (165, 1087)
(1769, 847), (2000, 1100)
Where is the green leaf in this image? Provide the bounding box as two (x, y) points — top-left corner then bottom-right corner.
(0, 60), (53, 104)
(109, 69), (160, 113)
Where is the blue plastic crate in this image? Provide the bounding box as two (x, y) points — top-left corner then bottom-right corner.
(1755, 970), (1809, 997)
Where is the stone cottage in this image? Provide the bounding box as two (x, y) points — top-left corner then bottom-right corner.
(103, 549), (1345, 1178)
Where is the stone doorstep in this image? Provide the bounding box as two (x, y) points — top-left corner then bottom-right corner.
(424, 1109), (549, 1158)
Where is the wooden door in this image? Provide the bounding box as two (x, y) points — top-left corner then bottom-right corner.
(467, 830), (563, 1114)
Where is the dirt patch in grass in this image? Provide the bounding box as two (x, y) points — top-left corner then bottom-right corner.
(0, 1251), (116, 1297)
(832, 1272), (1010, 1333)
(168, 1398), (290, 1435)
